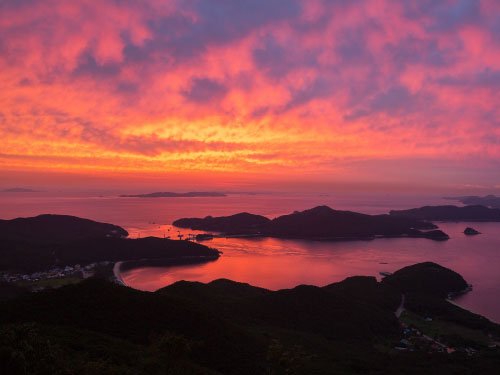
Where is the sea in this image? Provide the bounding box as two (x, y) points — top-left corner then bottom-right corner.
(1, 190), (499, 322)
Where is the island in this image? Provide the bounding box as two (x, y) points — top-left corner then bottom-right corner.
(390, 205), (500, 221)
(0, 214), (219, 273)
(174, 205), (449, 240)
(120, 191), (227, 198)
(1, 187), (39, 192)
(464, 227), (481, 235)
(1, 262), (498, 374)
(444, 195), (500, 209)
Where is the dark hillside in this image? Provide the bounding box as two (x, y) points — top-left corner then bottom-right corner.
(173, 212), (270, 234)
(1, 264), (500, 374)
(390, 205), (500, 221)
(174, 205), (441, 240)
(0, 214), (128, 241)
(382, 262), (467, 298)
(265, 206), (436, 238)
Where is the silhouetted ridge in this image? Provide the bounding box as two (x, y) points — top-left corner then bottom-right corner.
(1, 263), (499, 374)
(390, 205), (500, 221)
(173, 212), (270, 234)
(382, 262), (468, 298)
(121, 191), (226, 198)
(0, 215), (219, 272)
(174, 205), (441, 240)
(444, 195), (500, 208)
(0, 214), (128, 241)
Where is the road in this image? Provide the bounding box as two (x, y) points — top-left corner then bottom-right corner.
(395, 294), (405, 318)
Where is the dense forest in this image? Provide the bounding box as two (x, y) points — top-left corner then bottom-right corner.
(173, 205), (448, 240)
(0, 214), (219, 272)
(1, 262), (499, 374)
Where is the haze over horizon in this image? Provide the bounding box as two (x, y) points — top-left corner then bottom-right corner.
(1, 0), (500, 192)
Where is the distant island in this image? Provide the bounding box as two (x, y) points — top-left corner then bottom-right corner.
(0, 214), (219, 272)
(1, 187), (39, 192)
(464, 227), (481, 235)
(444, 195), (500, 209)
(120, 191), (227, 198)
(174, 205), (449, 240)
(390, 205), (500, 222)
(1, 261), (499, 374)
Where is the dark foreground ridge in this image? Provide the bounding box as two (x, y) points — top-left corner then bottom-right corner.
(174, 205), (448, 240)
(1, 262), (499, 374)
(390, 205), (500, 222)
(0, 215), (219, 272)
(121, 191), (227, 198)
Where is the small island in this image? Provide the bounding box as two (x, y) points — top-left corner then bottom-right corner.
(120, 191), (227, 198)
(1, 187), (39, 192)
(464, 227), (481, 235)
(174, 205), (449, 240)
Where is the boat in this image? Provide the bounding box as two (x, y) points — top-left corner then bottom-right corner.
(379, 271), (392, 277)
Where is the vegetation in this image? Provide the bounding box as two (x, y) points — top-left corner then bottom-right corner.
(1, 262), (499, 374)
(174, 205), (443, 240)
(390, 205), (500, 221)
(0, 215), (220, 272)
(16, 276), (82, 289)
(382, 262), (468, 298)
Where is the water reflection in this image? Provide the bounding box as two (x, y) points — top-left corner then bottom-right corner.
(121, 222), (500, 323)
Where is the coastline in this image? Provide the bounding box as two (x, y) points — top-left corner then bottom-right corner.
(113, 261), (126, 286)
(446, 298), (499, 324)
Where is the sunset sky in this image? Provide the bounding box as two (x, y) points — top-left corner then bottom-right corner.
(1, 0), (500, 192)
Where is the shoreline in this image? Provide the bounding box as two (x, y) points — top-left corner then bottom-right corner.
(447, 297), (499, 324)
(113, 261), (126, 286)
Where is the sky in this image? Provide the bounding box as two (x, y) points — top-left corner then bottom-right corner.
(1, 0), (500, 192)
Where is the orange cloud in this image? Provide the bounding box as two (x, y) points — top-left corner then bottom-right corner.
(1, 0), (500, 191)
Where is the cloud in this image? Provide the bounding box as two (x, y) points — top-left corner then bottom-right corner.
(72, 52), (121, 78)
(345, 86), (435, 120)
(428, 0), (482, 32)
(182, 77), (228, 103)
(437, 68), (500, 89)
(1, 0), (500, 188)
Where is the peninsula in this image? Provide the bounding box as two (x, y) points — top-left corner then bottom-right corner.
(390, 205), (500, 221)
(173, 205), (449, 240)
(120, 191), (227, 198)
(0, 214), (219, 272)
(444, 195), (500, 209)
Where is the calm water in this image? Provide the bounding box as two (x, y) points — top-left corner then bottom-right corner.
(1, 191), (499, 322)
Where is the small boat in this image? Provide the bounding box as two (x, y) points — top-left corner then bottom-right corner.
(379, 271), (392, 277)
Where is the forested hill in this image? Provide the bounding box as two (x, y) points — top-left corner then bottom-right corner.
(0, 215), (218, 272)
(1, 262), (499, 374)
(390, 205), (500, 222)
(0, 214), (128, 241)
(174, 205), (446, 240)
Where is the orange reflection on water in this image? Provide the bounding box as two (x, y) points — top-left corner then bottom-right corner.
(120, 224), (500, 324)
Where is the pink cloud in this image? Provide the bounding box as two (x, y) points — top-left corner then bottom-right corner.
(1, 0), (499, 190)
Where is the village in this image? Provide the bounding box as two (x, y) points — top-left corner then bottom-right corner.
(394, 313), (499, 356)
(0, 261), (114, 290)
